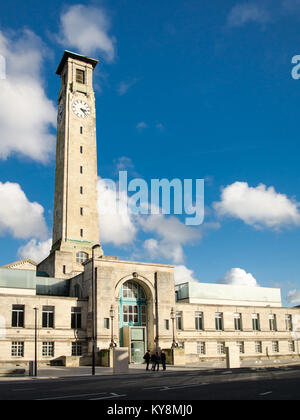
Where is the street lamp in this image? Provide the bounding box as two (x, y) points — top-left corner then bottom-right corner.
(33, 307), (39, 377)
(92, 244), (101, 376)
(109, 305), (116, 348)
(170, 307), (178, 349)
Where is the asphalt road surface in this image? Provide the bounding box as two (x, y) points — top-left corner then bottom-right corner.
(0, 366), (300, 400)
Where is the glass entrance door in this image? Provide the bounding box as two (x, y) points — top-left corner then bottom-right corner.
(131, 341), (145, 364)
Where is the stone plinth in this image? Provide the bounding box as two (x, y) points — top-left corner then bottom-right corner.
(113, 348), (129, 374)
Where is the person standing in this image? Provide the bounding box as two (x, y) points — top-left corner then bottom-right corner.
(143, 350), (151, 371)
(155, 351), (160, 371)
(161, 351), (166, 371)
(151, 352), (157, 371)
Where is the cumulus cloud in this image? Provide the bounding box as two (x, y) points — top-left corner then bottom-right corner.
(174, 265), (198, 285)
(227, 3), (271, 27)
(97, 178), (137, 246)
(18, 238), (52, 264)
(0, 29), (56, 162)
(220, 268), (259, 287)
(140, 214), (201, 264)
(213, 182), (300, 229)
(136, 122), (148, 131)
(117, 78), (138, 96)
(287, 290), (300, 305)
(0, 182), (48, 240)
(58, 4), (116, 61)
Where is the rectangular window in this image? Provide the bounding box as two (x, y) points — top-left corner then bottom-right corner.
(80, 207), (83, 216)
(215, 313), (223, 331)
(252, 314), (260, 331)
(80, 126), (83, 134)
(255, 341), (262, 354)
(76, 69), (85, 84)
(272, 341), (279, 353)
(12, 305), (25, 328)
(195, 312), (204, 331)
(176, 311), (183, 330)
(72, 342), (82, 357)
(80, 186), (83, 194)
(237, 341), (245, 354)
(42, 306), (54, 329)
(197, 342), (206, 355)
(42, 342), (54, 357)
(71, 307), (82, 329)
(269, 314), (277, 332)
(234, 313), (242, 331)
(11, 342), (24, 357)
(80, 229), (83, 238)
(123, 305), (139, 324)
(80, 166), (83, 174)
(104, 318), (110, 329)
(164, 319), (170, 330)
(285, 315), (293, 331)
(217, 342), (225, 355)
(288, 341), (295, 353)
(80, 146), (83, 154)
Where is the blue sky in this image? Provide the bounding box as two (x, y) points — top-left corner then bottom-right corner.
(1, 0), (300, 306)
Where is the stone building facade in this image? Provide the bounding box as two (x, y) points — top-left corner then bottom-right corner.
(0, 51), (299, 367)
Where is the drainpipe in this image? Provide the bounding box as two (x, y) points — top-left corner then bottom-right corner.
(154, 272), (159, 352)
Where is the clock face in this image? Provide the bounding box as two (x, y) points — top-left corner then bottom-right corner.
(72, 100), (91, 119)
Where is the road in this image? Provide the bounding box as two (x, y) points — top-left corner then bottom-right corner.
(0, 366), (300, 400)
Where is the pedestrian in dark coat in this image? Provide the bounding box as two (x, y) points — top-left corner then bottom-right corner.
(151, 353), (157, 371)
(143, 350), (151, 370)
(161, 351), (166, 371)
(155, 352), (160, 371)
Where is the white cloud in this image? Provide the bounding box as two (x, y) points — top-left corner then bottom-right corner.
(220, 268), (259, 287)
(227, 3), (271, 27)
(0, 29), (56, 162)
(140, 214), (201, 264)
(58, 4), (116, 61)
(0, 182), (48, 240)
(136, 122), (148, 131)
(174, 265), (198, 285)
(287, 290), (300, 305)
(118, 78), (138, 96)
(18, 238), (52, 264)
(214, 182), (300, 229)
(97, 178), (137, 246)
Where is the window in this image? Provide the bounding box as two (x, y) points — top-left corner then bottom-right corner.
(42, 342), (54, 357)
(80, 207), (83, 216)
(80, 126), (83, 134)
(176, 311), (183, 330)
(12, 305), (24, 328)
(217, 342), (225, 355)
(215, 313), (223, 331)
(76, 69), (85, 84)
(123, 305), (138, 324)
(195, 312), (204, 331)
(72, 342), (82, 356)
(11, 342), (24, 357)
(197, 342), (206, 355)
(255, 341), (262, 354)
(80, 146), (83, 154)
(80, 166), (83, 174)
(252, 314), (260, 331)
(288, 341), (295, 353)
(237, 342), (245, 354)
(80, 186), (83, 194)
(42, 306), (54, 329)
(71, 307), (82, 329)
(285, 315), (293, 331)
(104, 318), (110, 329)
(272, 341), (279, 353)
(269, 314), (277, 332)
(80, 229), (83, 238)
(122, 281), (138, 299)
(234, 313), (242, 331)
(76, 252), (88, 263)
(164, 319), (170, 330)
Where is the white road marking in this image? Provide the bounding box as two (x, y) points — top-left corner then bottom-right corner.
(144, 383), (208, 391)
(259, 391), (273, 396)
(36, 392), (107, 400)
(89, 393), (127, 400)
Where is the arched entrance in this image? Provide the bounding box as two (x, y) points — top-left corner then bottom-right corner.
(119, 280), (147, 363)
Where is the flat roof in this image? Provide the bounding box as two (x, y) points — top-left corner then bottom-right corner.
(56, 50), (99, 75)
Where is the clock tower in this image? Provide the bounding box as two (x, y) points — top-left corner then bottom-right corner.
(38, 51), (103, 278)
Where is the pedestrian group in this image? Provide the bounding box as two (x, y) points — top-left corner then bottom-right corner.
(143, 350), (167, 371)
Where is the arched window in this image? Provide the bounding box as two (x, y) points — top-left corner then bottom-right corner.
(76, 252), (88, 264)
